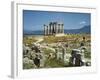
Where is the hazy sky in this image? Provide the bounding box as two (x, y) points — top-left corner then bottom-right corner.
(23, 10), (91, 31)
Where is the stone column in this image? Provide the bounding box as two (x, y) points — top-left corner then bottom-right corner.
(59, 24), (61, 33)
(49, 24), (51, 35)
(53, 22), (56, 34)
(49, 22), (52, 35)
(47, 26), (49, 35)
(52, 23), (54, 35)
(61, 24), (63, 33)
(52, 22), (54, 35)
(61, 24), (62, 33)
(56, 23), (58, 34)
(60, 24), (61, 33)
(50, 23), (52, 35)
(52, 23), (53, 34)
(55, 22), (57, 34)
(58, 24), (60, 34)
(62, 24), (64, 33)
(44, 24), (46, 36)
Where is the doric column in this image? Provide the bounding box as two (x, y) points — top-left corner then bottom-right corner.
(61, 24), (63, 33)
(56, 23), (58, 34)
(49, 22), (52, 35)
(52, 22), (54, 34)
(53, 22), (55, 34)
(61, 24), (62, 33)
(46, 26), (48, 35)
(44, 24), (46, 36)
(60, 23), (64, 33)
(55, 22), (57, 34)
(58, 24), (60, 33)
(62, 24), (64, 33)
(49, 23), (51, 35)
(51, 22), (53, 35)
(50, 23), (52, 35)
(59, 24), (61, 33)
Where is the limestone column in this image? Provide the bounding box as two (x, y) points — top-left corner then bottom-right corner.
(51, 22), (53, 35)
(57, 23), (60, 34)
(59, 24), (61, 33)
(47, 26), (48, 35)
(61, 24), (63, 33)
(44, 24), (46, 36)
(49, 24), (50, 35)
(49, 22), (52, 35)
(52, 23), (54, 35)
(60, 24), (61, 33)
(49, 23), (51, 35)
(60, 24), (62, 33)
(56, 23), (58, 34)
(53, 22), (55, 34)
(55, 22), (57, 34)
(50, 23), (52, 35)
(58, 24), (60, 34)
(52, 22), (54, 35)
(62, 24), (64, 33)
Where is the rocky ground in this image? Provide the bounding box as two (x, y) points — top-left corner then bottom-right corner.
(23, 34), (91, 69)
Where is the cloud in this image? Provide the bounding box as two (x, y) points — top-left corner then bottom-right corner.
(79, 21), (86, 25)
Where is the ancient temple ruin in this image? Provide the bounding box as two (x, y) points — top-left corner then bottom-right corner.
(44, 22), (64, 36)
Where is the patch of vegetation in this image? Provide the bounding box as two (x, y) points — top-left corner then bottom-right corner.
(44, 58), (64, 67)
(23, 36), (37, 46)
(43, 48), (55, 54)
(23, 63), (33, 69)
(84, 50), (91, 59)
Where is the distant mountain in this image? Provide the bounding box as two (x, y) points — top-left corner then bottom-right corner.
(24, 25), (91, 35)
(64, 25), (91, 34)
